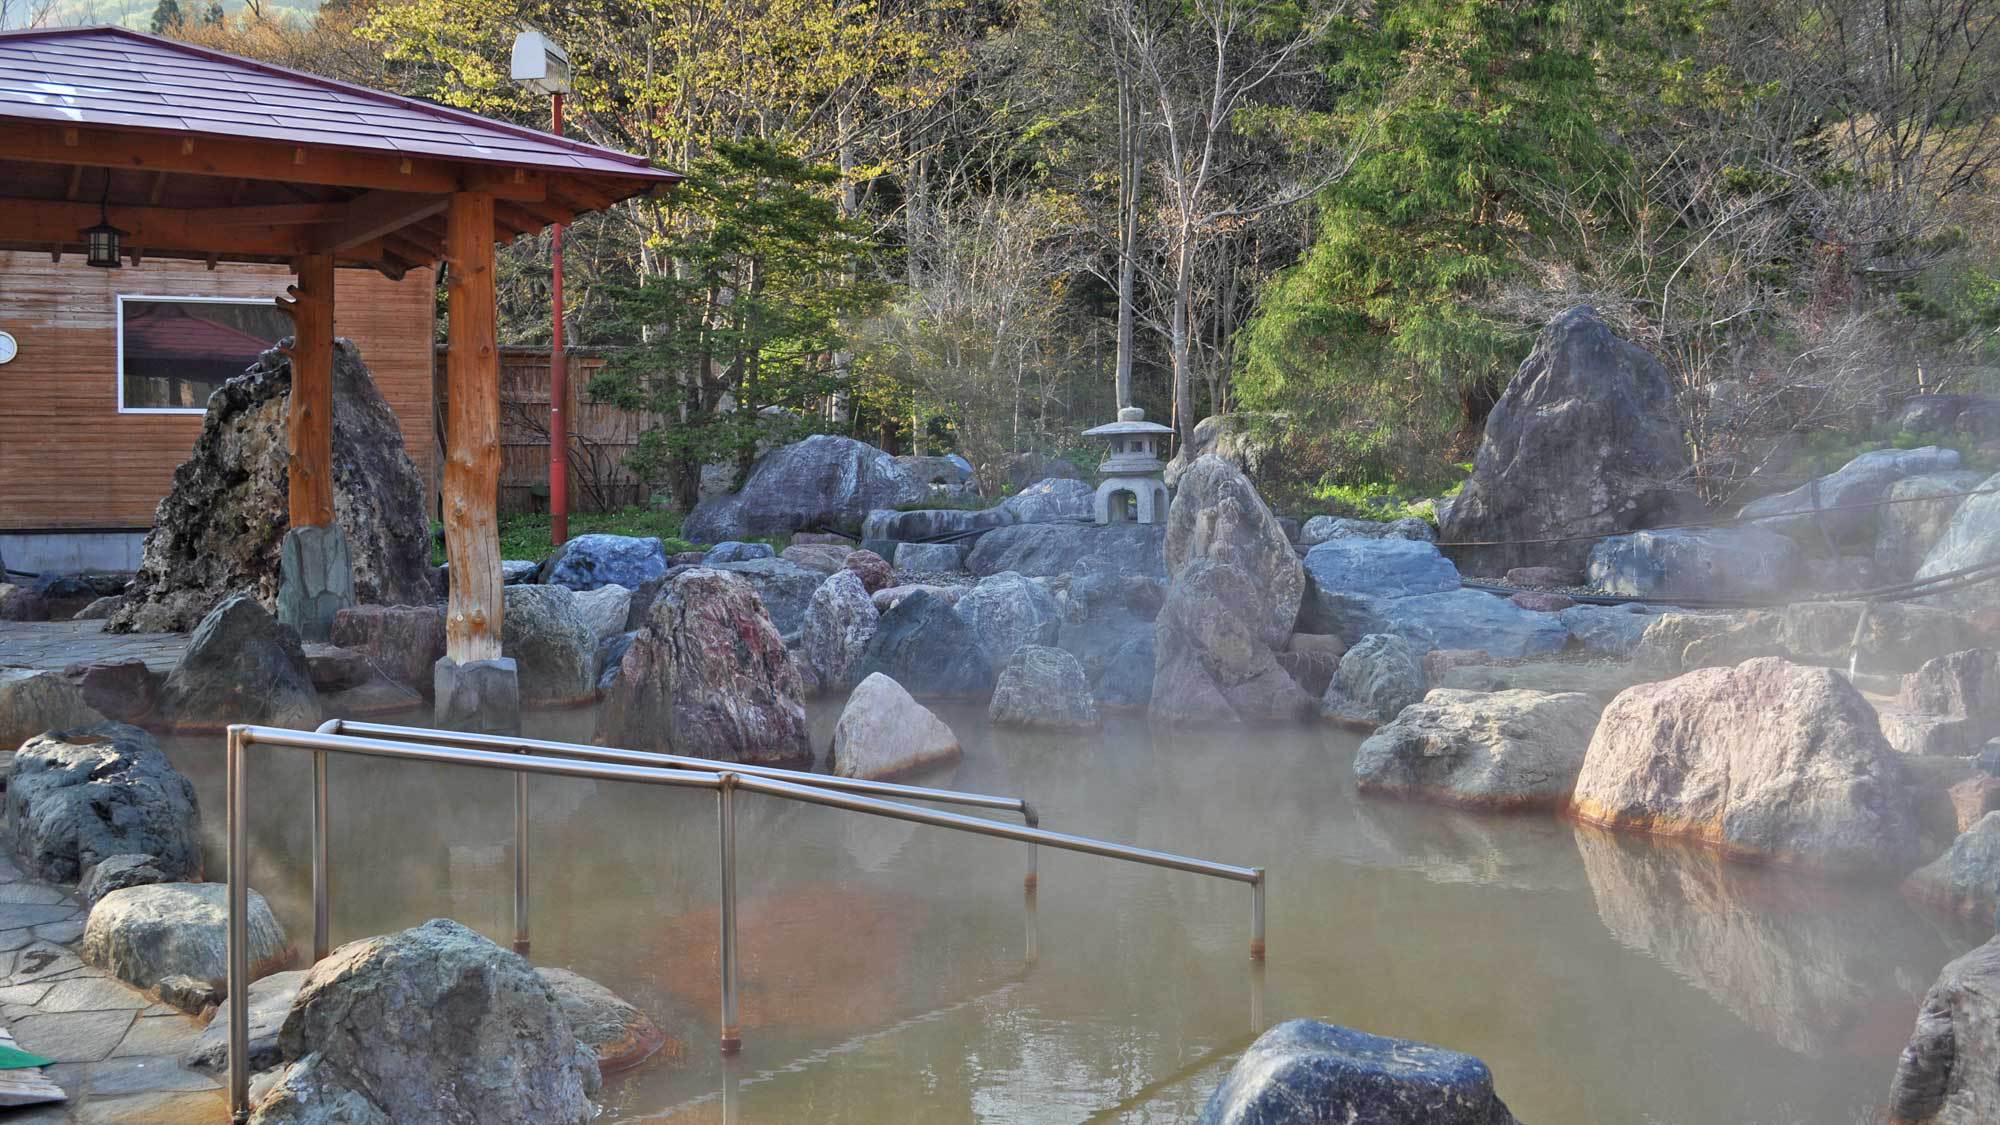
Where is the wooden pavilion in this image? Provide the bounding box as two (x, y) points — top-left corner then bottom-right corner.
(0, 27), (679, 677)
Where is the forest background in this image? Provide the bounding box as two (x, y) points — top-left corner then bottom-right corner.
(10, 0), (1999, 514)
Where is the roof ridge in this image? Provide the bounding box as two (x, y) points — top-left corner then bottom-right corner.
(0, 24), (659, 174)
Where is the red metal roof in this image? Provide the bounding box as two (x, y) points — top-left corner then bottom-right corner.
(0, 25), (679, 184)
(122, 301), (283, 362)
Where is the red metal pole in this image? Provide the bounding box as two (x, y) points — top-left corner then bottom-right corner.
(549, 90), (569, 547)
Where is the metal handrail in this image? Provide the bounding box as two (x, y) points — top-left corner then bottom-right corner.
(224, 723), (1265, 1124)
(316, 719), (1046, 958)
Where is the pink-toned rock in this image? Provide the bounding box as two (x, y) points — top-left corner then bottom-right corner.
(1952, 776), (2000, 834)
(330, 604), (445, 697)
(1510, 591), (1576, 612)
(842, 549), (893, 594)
(872, 584), (962, 612)
(781, 544), (853, 574)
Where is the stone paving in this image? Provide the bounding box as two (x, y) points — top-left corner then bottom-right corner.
(0, 623), (189, 676)
(0, 852), (224, 1123)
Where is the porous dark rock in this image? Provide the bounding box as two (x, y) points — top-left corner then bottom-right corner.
(160, 593), (320, 731)
(597, 568), (808, 764)
(1440, 306), (1701, 576)
(685, 434), (929, 542)
(1198, 1018), (1518, 1125)
(989, 645), (1099, 729)
(6, 722), (201, 884)
(108, 341), (431, 633)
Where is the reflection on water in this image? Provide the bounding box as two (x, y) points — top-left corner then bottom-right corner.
(155, 703), (1983, 1123)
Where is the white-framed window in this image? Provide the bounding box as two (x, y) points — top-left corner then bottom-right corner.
(116, 294), (292, 414)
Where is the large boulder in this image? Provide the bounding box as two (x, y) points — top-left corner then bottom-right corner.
(800, 570), (879, 692)
(850, 590), (994, 698)
(1354, 688), (1602, 810)
(251, 918), (598, 1125)
(997, 477), (1096, 523)
(1876, 470), (1988, 581)
(1372, 591), (1571, 660)
(7, 722), (201, 884)
(160, 593), (320, 731)
(895, 453), (981, 502)
(536, 967), (670, 1073)
(953, 571), (1061, 670)
(1004, 452), (1083, 493)
(1299, 537), (1458, 640)
(701, 541), (774, 565)
(500, 585), (598, 706)
(1320, 634), (1427, 726)
(1151, 559), (1313, 724)
(1559, 603), (1670, 658)
(1740, 445), (1961, 547)
(1198, 1018), (1518, 1125)
(831, 673), (961, 779)
(1299, 516), (1434, 547)
(1055, 573), (1165, 711)
(108, 341), (430, 633)
(708, 556), (824, 634)
(330, 604), (446, 698)
(1886, 649), (2000, 758)
(685, 434), (928, 542)
(1586, 525), (1803, 601)
(1903, 812), (2000, 921)
(965, 522), (1167, 580)
(540, 534), (669, 592)
(82, 881), (290, 997)
(569, 584), (633, 642)
(1162, 412), (1289, 491)
(1439, 306), (1701, 575)
(0, 670), (105, 759)
(1164, 455), (1303, 650)
(1916, 469), (2000, 613)
(186, 969), (306, 1076)
(989, 646), (1099, 729)
(596, 568), (809, 764)
(1570, 658), (1922, 876)
(1887, 935), (2000, 1125)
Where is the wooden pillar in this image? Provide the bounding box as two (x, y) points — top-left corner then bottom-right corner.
(286, 251), (336, 527)
(444, 190), (502, 663)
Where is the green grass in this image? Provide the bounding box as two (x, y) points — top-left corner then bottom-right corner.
(430, 506), (697, 566)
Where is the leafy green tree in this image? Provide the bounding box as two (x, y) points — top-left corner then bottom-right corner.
(1237, 0), (1633, 489)
(588, 141), (885, 509)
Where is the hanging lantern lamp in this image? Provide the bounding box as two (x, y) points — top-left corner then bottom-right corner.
(83, 180), (124, 269)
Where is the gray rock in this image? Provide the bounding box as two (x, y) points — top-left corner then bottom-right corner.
(595, 631), (637, 696)
(1299, 515), (1435, 547)
(1572, 658), (1923, 876)
(161, 593), (320, 731)
(433, 657), (520, 735)
(685, 434), (928, 541)
(1055, 573), (1164, 711)
(539, 534), (669, 592)
(781, 543), (853, 573)
(1897, 394), (2000, 442)
(1904, 812), (2000, 921)
(73, 594), (125, 620)
(707, 556), (824, 634)
(965, 522), (1167, 580)
(1151, 559), (1313, 724)
(1885, 648), (2000, 756)
(500, 585), (598, 706)
(535, 967), (668, 1073)
(107, 340), (431, 634)
(873, 583), (963, 612)
(1162, 412), (1290, 492)
(1004, 453), (1083, 492)
(896, 454), (981, 503)
(330, 604), (445, 698)
(1740, 445), (1961, 546)
(954, 571), (1061, 669)
(501, 559), (541, 585)
(1299, 538), (1461, 638)
(0, 583), (47, 622)
(997, 477), (1096, 523)
(82, 882), (290, 998)
(1440, 306), (1702, 575)
(1916, 469), (2000, 613)
(1559, 603), (1670, 658)
(801, 570), (879, 692)
(597, 568), (809, 764)
(832, 673), (961, 779)
(1321, 634), (1427, 726)
(702, 541), (774, 565)
(1198, 1018), (1518, 1125)
(0, 670), (105, 758)
(186, 969), (307, 1075)
(8, 722), (201, 884)
(893, 542), (965, 572)
(1376, 590), (1572, 660)
(57, 658), (160, 724)
(254, 918), (597, 1124)
(850, 590), (994, 698)
(1875, 471), (1987, 581)
(863, 506), (1013, 542)
(989, 646), (1099, 729)
(1586, 525), (1804, 601)
(77, 853), (171, 907)
(1164, 455), (1304, 650)
(1887, 934), (2000, 1124)
(568, 584), (632, 643)
(252, 1055), (396, 1124)
(1355, 688), (1602, 810)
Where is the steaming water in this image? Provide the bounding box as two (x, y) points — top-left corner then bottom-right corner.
(159, 702), (1986, 1123)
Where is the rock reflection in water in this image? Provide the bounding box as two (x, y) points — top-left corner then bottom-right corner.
(1577, 824), (1952, 1058)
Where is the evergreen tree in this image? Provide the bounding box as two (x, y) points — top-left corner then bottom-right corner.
(149, 0), (184, 35)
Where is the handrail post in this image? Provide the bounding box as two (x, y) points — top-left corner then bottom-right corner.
(1021, 800), (1039, 894)
(311, 719), (342, 963)
(718, 773), (742, 1053)
(226, 726), (251, 1123)
(1250, 871), (1266, 961)
(514, 765), (530, 955)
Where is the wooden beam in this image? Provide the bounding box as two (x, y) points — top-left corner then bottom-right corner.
(0, 196), (311, 255)
(0, 123), (551, 200)
(442, 189), (502, 663)
(312, 190), (449, 253)
(281, 253), (337, 528)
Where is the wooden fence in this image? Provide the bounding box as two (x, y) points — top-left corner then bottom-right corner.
(437, 346), (659, 514)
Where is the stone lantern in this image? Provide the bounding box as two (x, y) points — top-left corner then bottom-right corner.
(1083, 407), (1173, 524)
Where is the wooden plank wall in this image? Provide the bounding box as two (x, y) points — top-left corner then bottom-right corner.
(449, 346), (655, 514)
(0, 251), (437, 530)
